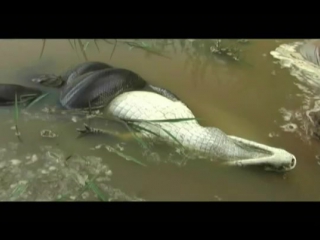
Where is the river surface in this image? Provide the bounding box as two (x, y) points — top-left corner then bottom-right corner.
(0, 39), (318, 201)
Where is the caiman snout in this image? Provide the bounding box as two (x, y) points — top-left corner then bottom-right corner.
(261, 148), (297, 172)
(224, 136), (297, 172)
(290, 155), (297, 169)
(264, 152), (296, 172)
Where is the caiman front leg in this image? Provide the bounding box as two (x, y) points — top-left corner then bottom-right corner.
(76, 123), (142, 142)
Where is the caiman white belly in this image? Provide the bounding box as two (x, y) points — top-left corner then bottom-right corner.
(106, 91), (214, 156)
(105, 91), (297, 172)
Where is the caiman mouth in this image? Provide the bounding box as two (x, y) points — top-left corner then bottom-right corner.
(223, 136), (297, 172)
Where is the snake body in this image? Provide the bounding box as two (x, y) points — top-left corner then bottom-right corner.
(32, 61), (113, 88)
(32, 61), (179, 109)
(60, 68), (147, 109)
(0, 83), (42, 106)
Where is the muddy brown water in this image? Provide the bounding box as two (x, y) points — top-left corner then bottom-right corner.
(0, 39), (319, 201)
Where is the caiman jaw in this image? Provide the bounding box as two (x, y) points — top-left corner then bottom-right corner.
(222, 136), (297, 172)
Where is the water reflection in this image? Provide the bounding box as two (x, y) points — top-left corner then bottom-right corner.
(50, 39), (251, 83)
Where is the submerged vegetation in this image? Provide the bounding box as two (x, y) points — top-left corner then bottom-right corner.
(13, 93), (21, 141)
(40, 39), (250, 63)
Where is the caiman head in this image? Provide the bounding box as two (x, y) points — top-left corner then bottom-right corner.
(223, 135), (297, 172)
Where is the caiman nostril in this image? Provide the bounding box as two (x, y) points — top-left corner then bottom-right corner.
(291, 156), (297, 168)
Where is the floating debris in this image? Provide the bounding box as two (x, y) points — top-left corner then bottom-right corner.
(69, 196), (76, 200)
(71, 116), (78, 123)
(105, 145), (147, 167)
(279, 108), (293, 122)
(142, 150), (161, 164)
(10, 159), (21, 166)
(214, 195), (222, 201)
(25, 154), (38, 165)
(237, 39), (249, 44)
(86, 110), (102, 119)
(0, 161), (6, 169)
(106, 170), (112, 177)
(280, 123), (298, 132)
(40, 129), (58, 138)
(41, 170), (49, 174)
(91, 144), (104, 150)
(0, 140), (142, 201)
(116, 143), (124, 151)
(268, 132), (280, 138)
(41, 107), (56, 114)
(49, 166), (56, 171)
(81, 191), (90, 200)
(209, 40), (241, 61)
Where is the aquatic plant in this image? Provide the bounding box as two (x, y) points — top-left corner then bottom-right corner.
(38, 39), (249, 63)
(78, 115), (200, 165)
(13, 92), (22, 142)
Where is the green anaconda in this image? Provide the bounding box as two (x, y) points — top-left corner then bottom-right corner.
(32, 61), (180, 109)
(0, 84), (41, 106)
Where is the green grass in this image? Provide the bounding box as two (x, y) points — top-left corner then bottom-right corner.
(39, 39), (172, 61)
(134, 121), (184, 149)
(78, 172), (108, 201)
(123, 41), (171, 59)
(37, 39), (252, 74)
(56, 172), (108, 202)
(39, 39), (46, 59)
(25, 92), (50, 110)
(86, 180), (108, 201)
(89, 115), (199, 149)
(14, 92), (22, 142)
(11, 91), (117, 206)
(10, 182), (28, 201)
(125, 117), (200, 123)
(82, 116), (199, 166)
(77, 40), (88, 61)
(106, 146), (147, 167)
(77, 115), (195, 166)
(127, 118), (195, 149)
(81, 114), (151, 151)
(110, 39), (117, 60)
